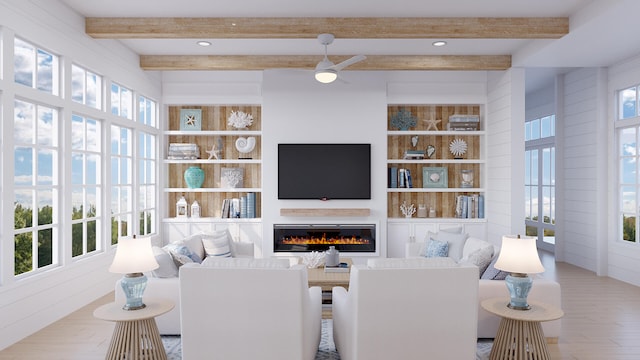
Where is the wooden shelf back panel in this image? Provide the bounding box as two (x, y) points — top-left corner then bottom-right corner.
(280, 208), (371, 217)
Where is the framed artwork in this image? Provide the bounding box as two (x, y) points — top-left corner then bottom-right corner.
(180, 109), (202, 131)
(220, 167), (244, 188)
(422, 167), (448, 188)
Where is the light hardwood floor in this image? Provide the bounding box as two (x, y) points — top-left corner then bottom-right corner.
(1, 252), (640, 359)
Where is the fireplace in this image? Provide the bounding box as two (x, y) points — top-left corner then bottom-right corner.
(273, 224), (376, 253)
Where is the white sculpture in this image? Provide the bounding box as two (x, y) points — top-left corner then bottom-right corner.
(400, 201), (416, 218)
(227, 110), (254, 129)
(235, 136), (256, 153)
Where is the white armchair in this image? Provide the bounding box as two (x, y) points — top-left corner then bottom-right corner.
(332, 258), (479, 360)
(179, 258), (322, 360)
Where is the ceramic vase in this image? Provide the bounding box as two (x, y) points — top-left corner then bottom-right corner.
(184, 166), (205, 188)
(325, 246), (340, 267)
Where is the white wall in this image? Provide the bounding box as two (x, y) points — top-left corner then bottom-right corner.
(0, 0), (161, 350)
(486, 68), (526, 246)
(559, 67), (607, 273)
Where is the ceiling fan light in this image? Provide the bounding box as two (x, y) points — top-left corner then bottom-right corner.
(315, 69), (337, 83)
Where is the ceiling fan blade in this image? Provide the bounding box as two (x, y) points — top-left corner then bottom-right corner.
(331, 55), (366, 71)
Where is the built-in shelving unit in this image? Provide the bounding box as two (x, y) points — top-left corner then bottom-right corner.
(164, 105), (262, 219)
(387, 104), (485, 220)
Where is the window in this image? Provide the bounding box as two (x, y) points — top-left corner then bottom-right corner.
(138, 132), (156, 236)
(14, 99), (59, 275)
(71, 64), (102, 110)
(111, 125), (133, 244)
(525, 115), (556, 249)
(139, 96), (157, 128)
(111, 83), (133, 120)
(71, 115), (102, 257)
(14, 38), (59, 95)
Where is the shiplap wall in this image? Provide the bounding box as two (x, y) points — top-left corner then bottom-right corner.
(560, 67), (606, 273)
(486, 69), (526, 246)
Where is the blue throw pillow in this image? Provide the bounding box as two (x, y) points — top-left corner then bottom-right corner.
(425, 238), (449, 258)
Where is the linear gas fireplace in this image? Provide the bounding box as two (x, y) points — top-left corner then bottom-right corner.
(273, 224), (376, 253)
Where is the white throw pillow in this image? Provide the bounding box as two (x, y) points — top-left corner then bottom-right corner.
(461, 237), (494, 261)
(427, 231), (468, 261)
(175, 233), (205, 261)
(150, 246), (179, 278)
(463, 245), (494, 278)
(201, 230), (232, 258)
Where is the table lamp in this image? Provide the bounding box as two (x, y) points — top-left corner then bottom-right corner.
(494, 235), (545, 310)
(109, 235), (159, 310)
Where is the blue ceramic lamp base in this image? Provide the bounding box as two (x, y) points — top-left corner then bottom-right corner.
(504, 273), (533, 310)
(120, 272), (148, 310)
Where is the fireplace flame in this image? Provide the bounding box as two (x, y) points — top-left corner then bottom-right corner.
(281, 233), (371, 245)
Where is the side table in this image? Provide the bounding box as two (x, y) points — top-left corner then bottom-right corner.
(94, 298), (174, 360)
(481, 298), (563, 360)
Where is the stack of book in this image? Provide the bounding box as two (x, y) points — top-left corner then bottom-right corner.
(454, 194), (484, 219)
(168, 143), (199, 159)
(447, 115), (480, 131)
(403, 150), (426, 160)
(388, 167), (413, 188)
(221, 192), (257, 218)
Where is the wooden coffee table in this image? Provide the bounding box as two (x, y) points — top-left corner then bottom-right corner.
(306, 258), (352, 318)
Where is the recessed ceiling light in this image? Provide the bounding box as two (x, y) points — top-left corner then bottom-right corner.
(197, 41), (211, 47)
(432, 41), (447, 47)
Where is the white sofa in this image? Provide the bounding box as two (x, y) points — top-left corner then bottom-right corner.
(333, 258), (479, 360)
(406, 237), (562, 340)
(179, 258), (322, 360)
(115, 230), (254, 335)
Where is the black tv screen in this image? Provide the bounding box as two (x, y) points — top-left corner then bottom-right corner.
(278, 143), (371, 200)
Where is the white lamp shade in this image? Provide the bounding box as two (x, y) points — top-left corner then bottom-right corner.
(109, 236), (159, 274)
(494, 235), (545, 274)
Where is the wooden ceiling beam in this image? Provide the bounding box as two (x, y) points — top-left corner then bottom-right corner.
(87, 17), (568, 39)
(139, 55), (512, 71)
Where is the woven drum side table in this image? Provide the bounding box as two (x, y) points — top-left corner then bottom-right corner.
(481, 298), (564, 360)
(94, 298), (174, 360)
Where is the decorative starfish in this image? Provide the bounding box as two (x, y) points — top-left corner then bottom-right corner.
(424, 118), (441, 131)
(206, 144), (220, 160)
(185, 114), (198, 127)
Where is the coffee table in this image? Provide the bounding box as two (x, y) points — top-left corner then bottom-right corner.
(306, 258), (352, 318)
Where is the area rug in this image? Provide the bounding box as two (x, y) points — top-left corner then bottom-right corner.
(162, 319), (492, 360)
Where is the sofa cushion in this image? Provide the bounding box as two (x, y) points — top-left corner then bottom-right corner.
(151, 246), (179, 278)
(163, 243), (200, 267)
(176, 233), (206, 261)
(200, 257), (290, 268)
(461, 245), (494, 278)
(481, 252), (510, 280)
(461, 237), (494, 260)
(427, 231), (468, 261)
(201, 230), (233, 258)
(367, 257), (457, 268)
(424, 238), (449, 258)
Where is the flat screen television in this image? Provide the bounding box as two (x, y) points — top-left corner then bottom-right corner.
(278, 143), (371, 200)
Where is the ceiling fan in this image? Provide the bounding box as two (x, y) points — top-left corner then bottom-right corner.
(314, 33), (366, 84)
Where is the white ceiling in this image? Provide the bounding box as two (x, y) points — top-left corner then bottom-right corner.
(58, 0), (640, 93)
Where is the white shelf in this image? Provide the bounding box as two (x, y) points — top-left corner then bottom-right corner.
(164, 159), (261, 164)
(387, 130), (485, 136)
(165, 130), (261, 136)
(164, 187), (262, 193)
(387, 187), (485, 193)
(387, 217), (486, 223)
(387, 159), (485, 164)
(162, 217), (261, 223)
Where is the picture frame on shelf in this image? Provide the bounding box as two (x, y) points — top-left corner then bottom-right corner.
(180, 109), (202, 131)
(422, 167), (448, 188)
(220, 167), (244, 188)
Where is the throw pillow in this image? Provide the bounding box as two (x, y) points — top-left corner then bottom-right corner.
(424, 238), (449, 258)
(150, 246), (179, 278)
(465, 246), (494, 279)
(481, 251), (510, 280)
(201, 231), (232, 258)
(176, 233), (206, 261)
(162, 243), (199, 267)
(427, 231), (468, 261)
(461, 237), (494, 260)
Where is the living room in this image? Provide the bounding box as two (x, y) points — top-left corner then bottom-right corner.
(2, 0), (640, 358)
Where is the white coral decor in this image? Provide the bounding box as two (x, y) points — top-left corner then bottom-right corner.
(227, 110), (254, 129)
(400, 201), (416, 218)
